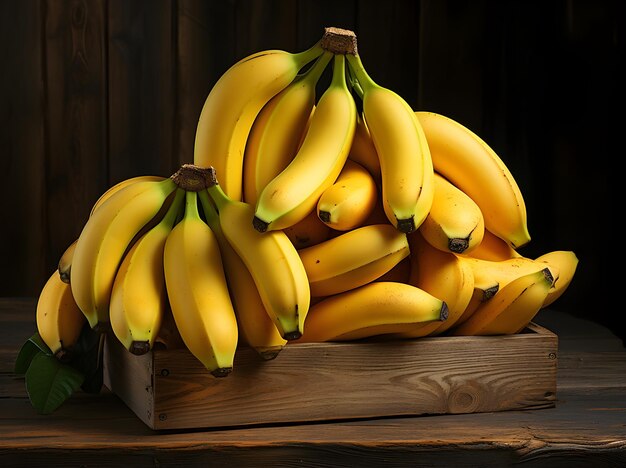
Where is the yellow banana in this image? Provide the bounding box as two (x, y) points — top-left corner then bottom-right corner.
(462, 228), (522, 261)
(242, 51), (333, 204)
(393, 231), (475, 338)
(109, 188), (185, 356)
(347, 53), (434, 234)
(36, 269), (86, 359)
(450, 268), (554, 336)
(198, 190), (287, 360)
(163, 190), (238, 376)
(298, 223), (410, 297)
(347, 113), (382, 182)
(415, 111), (530, 249)
(316, 159), (378, 231)
(419, 172), (485, 254)
(57, 240), (77, 284)
(534, 250), (579, 307)
(194, 42), (324, 201)
(253, 54), (357, 232)
(283, 208), (331, 250)
(298, 282), (448, 342)
(58, 175), (164, 285)
(71, 177), (177, 330)
(206, 167), (310, 340)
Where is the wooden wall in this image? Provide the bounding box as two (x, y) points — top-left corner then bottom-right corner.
(0, 0), (622, 341)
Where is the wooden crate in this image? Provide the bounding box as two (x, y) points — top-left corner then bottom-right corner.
(103, 323), (557, 431)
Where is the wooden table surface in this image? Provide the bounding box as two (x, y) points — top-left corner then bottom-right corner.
(1, 297), (625, 467)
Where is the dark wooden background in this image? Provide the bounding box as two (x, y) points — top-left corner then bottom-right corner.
(1, 0), (622, 342)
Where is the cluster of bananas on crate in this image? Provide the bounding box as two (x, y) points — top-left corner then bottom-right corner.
(35, 27), (578, 377)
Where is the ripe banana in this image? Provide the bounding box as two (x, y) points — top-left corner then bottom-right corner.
(462, 228), (522, 261)
(298, 282), (448, 342)
(243, 51), (333, 204)
(347, 53), (434, 234)
(317, 159), (378, 231)
(347, 113), (381, 182)
(394, 231), (475, 338)
(206, 167), (310, 340)
(534, 250), (579, 307)
(298, 223), (410, 297)
(415, 111), (530, 249)
(419, 172), (485, 254)
(36, 269), (87, 359)
(194, 42), (324, 201)
(198, 190), (287, 360)
(253, 54), (357, 232)
(109, 188), (185, 356)
(450, 268), (554, 336)
(71, 177), (178, 330)
(163, 190), (238, 376)
(283, 208), (331, 250)
(58, 175), (165, 285)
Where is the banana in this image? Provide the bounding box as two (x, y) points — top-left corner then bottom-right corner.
(534, 250), (579, 307)
(316, 159), (378, 231)
(243, 51), (333, 204)
(71, 177), (178, 330)
(462, 228), (522, 261)
(253, 53), (357, 232)
(206, 167), (310, 340)
(163, 190), (238, 376)
(283, 208), (331, 250)
(450, 268), (555, 336)
(194, 42), (324, 201)
(393, 231), (475, 338)
(347, 113), (382, 182)
(347, 53), (434, 234)
(109, 188), (185, 356)
(57, 240), (77, 284)
(419, 172), (485, 254)
(415, 111), (530, 249)
(298, 223), (410, 297)
(36, 269), (87, 359)
(298, 282), (448, 342)
(58, 175), (165, 285)
(198, 190), (287, 360)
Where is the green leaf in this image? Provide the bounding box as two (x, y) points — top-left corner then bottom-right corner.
(14, 333), (46, 375)
(25, 352), (85, 414)
(29, 332), (53, 355)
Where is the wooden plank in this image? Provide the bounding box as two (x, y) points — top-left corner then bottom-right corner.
(0, 0), (47, 297)
(43, 0), (108, 286)
(107, 0), (177, 181)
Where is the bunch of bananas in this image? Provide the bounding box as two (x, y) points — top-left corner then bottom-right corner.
(36, 27), (578, 378)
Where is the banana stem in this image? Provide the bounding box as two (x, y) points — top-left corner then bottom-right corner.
(299, 50), (333, 84)
(330, 54), (348, 89)
(346, 64), (364, 100)
(205, 168), (231, 212)
(346, 53), (378, 92)
(198, 189), (219, 229)
(183, 190), (200, 221)
(292, 40), (325, 70)
(163, 189), (185, 227)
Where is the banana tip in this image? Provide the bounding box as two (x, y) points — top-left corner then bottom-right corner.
(130, 341), (151, 356)
(440, 302), (449, 321)
(252, 216), (269, 233)
(283, 330), (302, 341)
(448, 238), (469, 253)
(396, 217), (416, 234)
(210, 367), (233, 378)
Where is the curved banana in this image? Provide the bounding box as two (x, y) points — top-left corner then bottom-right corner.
(298, 282), (448, 342)
(347, 113), (381, 182)
(194, 42), (324, 201)
(394, 231), (475, 338)
(534, 250), (579, 307)
(298, 223), (410, 297)
(163, 190), (238, 376)
(243, 51), (333, 204)
(419, 172), (485, 254)
(109, 188), (185, 356)
(57, 240), (77, 284)
(462, 228), (522, 261)
(58, 175), (164, 285)
(253, 54), (357, 232)
(317, 159), (378, 231)
(36, 269), (86, 359)
(198, 190), (286, 360)
(450, 268), (554, 336)
(71, 177), (178, 330)
(347, 53), (434, 234)
(206, 167), (310, 340)
(415, 111), (530, 249)
(283, 208), (331, 250)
